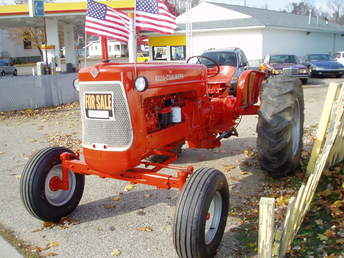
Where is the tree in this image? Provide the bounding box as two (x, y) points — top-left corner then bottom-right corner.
(327, 0), (344, 24)
(8, 27), (45, 58)
(165, 0), (200, 14)
(286, 1), (318, 16)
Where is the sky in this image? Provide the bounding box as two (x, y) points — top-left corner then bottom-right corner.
(0, 0), (331, 11)
(208, 0), (329, 11)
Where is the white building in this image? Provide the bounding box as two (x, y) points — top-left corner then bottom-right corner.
(0, 29), (40, 60)
(148, 1), (344, 64)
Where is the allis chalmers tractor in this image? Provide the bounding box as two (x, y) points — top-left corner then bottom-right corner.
(20, 52), (304, 257)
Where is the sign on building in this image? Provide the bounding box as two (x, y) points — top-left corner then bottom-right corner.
(28, 0), (45, 17)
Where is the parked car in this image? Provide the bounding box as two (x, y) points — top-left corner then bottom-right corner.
(334, 51), (344, 66)
(0, 59), (17, 76)
(200, 48), (249, 90)
(261, 54), (309, 84)
(304, 54), (344, 78)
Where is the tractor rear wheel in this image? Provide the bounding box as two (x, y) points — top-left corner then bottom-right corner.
(20, 147), (85, 222)
(173, 168), (229, 258)
(257, 76), (304, 178)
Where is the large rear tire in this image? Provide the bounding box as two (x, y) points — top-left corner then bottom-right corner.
(173, 168), (229, 258)
(20, 147), (85, 222)
(257, 76), (304, 178)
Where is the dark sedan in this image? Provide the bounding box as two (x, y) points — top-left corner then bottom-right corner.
(305, 54), (344, 78)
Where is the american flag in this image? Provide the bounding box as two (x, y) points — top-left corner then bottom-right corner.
(85, 0), (130, 42)
(135, 0), (177, 34)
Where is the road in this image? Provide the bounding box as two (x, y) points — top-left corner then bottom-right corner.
(0, 77), (341, 257)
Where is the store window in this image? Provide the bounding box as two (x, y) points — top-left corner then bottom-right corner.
(153, 46), (168, 60)
(171, 46), (186, 61)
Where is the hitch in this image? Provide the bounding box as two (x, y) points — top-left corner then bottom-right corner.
(217, 128), (239, 140)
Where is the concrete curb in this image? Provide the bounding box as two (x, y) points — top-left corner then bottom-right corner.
(0, 235), (22, 258)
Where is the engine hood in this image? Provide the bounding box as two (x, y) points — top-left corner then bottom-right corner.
(310, 60), (344, 69)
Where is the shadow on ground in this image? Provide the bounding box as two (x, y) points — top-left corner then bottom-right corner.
(176, 137), (257, 164)
(72, 188), (179, 223)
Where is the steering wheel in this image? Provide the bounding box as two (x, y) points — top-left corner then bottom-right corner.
(187, 56), (221, 78)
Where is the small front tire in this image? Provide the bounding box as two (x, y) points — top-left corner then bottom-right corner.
(173, 168), (229, 258)
(20, 147), (85, 222)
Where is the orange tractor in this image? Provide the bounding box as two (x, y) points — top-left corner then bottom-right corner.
(20, 51), (304, 257)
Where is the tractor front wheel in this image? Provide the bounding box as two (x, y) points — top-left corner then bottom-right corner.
(173, 168), (229, 258)
(20, 147), (85, 222)
(257, 76), (304, 178)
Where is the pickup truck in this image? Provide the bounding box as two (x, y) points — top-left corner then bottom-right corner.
(0, 60), (17, 76)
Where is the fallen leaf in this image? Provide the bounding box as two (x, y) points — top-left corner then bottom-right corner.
(317, 234), (328, 241)
(0, 152), (5, 155)
(111, 249), (121, 256)
(137, 209), (146, 216)
(223, 165), (236, 172)
(136, 226), (153, 232)
(124, 184), (136, 192)
(103, 204), (116, 209)
(319, 189), (332, 197)
(324, 230), (336, 238)
(243, 149), (255, 158)
(42, 222), (56, 228)
(42, 253), (58, 257)
(47, 241), (59, 248)
(32, 228), (43, 233)
(111, 197), (122, 201)
(315, 219), (323, 226)
(336, 239), (344, 244)
(229, 176), (240, 182)
(15, 175), (21, 179)
(276, 196), (289, 207)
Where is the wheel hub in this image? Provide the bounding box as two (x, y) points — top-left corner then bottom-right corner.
(49, 176), (61, 191)
(44, 165), (76, 207)
(204, 191), (223, 245)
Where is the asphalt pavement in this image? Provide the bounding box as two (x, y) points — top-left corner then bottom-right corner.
(0, 236), (22, 258)
(0, 77), (342, 257)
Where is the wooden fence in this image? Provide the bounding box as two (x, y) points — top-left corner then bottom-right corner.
(258, 83), (344, 258)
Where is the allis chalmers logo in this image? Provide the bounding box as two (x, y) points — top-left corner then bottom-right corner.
(155, 74), (185, 82)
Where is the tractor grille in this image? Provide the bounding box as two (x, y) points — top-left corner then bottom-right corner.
(79, 82), (133, 150)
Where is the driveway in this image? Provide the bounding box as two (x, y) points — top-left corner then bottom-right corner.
(0, 77), (341, 257)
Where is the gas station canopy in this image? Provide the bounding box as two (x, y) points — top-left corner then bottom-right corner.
(0, 1), (136, 69)
(0, 1), (134, 18)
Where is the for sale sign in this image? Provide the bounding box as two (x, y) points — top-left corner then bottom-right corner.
(28, 0), (45, 17)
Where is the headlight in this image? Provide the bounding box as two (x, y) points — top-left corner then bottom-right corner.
(135, 76), (148, 92)
(73, 79), (80, 92)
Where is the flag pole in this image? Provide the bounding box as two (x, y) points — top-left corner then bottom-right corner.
(186, 0), (192, 60)
(84, 26), (87, 68)
(128, 0), (137, 63)
(101, 36), (109, 62)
